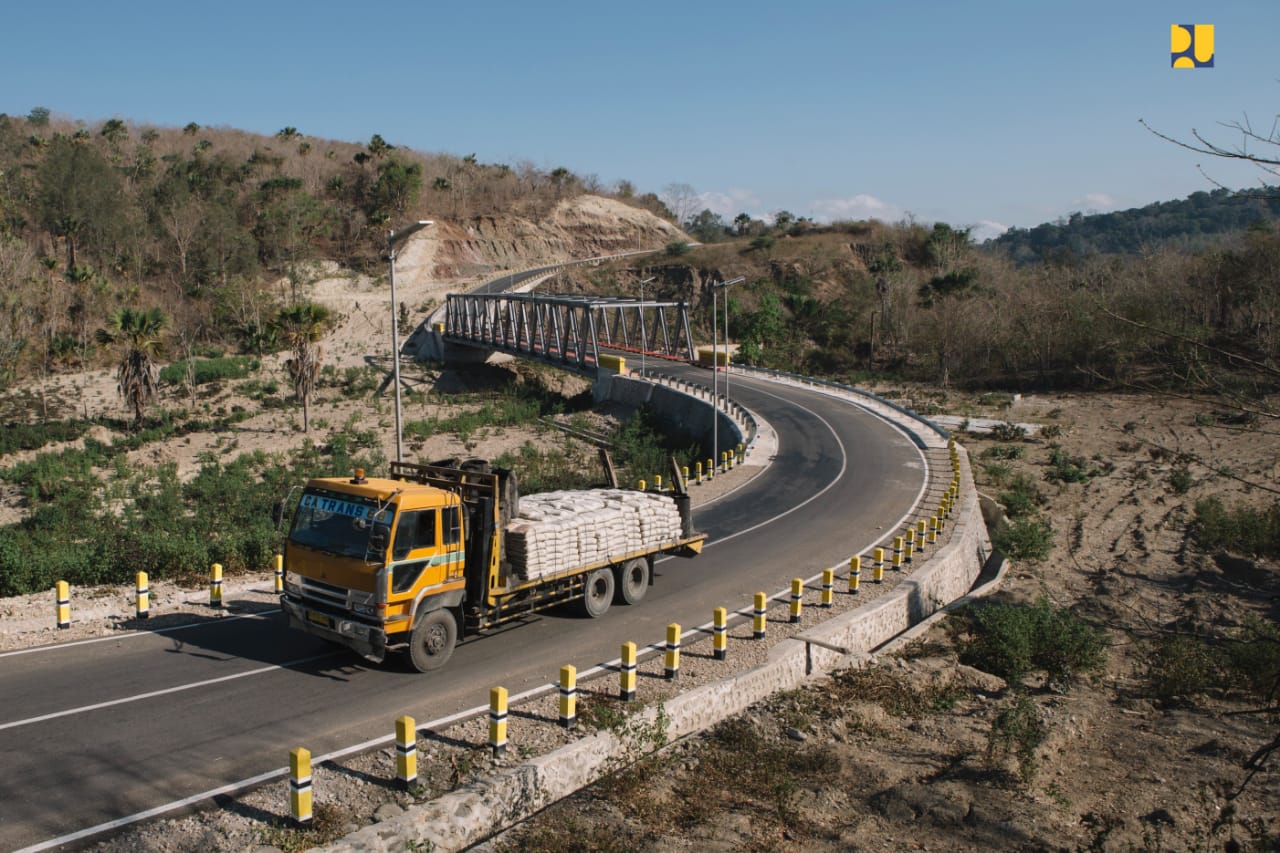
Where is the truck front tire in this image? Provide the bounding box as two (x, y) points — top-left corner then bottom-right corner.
(580, 567), (614, 618)
(614, 558), (649, 605)
(405, 608), (457, 672)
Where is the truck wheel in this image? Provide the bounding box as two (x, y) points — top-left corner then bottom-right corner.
(580, 567), (614, 618)
(405, 608), (457, 672)
(614, 558), (649, 605)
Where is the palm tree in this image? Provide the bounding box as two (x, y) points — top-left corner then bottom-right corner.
(271, 303), (333, 433)
(95, 307), (168, 429)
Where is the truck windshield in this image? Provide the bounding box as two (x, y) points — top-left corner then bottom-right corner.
(288, 488), (391, 560)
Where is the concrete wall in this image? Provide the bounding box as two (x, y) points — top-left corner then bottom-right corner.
(594, 373), (752, 462)
(321, 445), (988, 853)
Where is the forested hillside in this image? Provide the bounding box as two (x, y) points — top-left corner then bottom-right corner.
(0, 109), (671, 384)
(988, 186), (1280, 261)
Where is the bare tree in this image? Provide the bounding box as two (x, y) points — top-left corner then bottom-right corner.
(660, 182), (699, 227)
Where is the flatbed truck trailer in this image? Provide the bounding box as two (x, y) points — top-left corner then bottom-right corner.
(280, 459), (705, 671)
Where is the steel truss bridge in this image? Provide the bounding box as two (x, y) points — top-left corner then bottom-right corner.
(443, 292), (697, 371)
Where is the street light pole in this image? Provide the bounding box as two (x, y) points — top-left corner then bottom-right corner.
(638, 277), (654, 377)
(710, 277), (746, 471)
(387, 220), (434, 464)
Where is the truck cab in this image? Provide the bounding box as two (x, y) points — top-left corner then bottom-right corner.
(280, 469), (468, 670)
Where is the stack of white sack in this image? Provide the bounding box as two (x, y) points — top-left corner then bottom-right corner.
(505, 489), (682, 582)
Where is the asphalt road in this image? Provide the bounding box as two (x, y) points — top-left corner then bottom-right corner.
(0, 370), (925, 851)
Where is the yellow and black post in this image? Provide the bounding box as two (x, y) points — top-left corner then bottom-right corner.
(395, 716), (417, 789)
(892, 536), (904, 571)
(696, 461), (703, 484)
(753, 592), (767, 639)
(707, 457), (715, 479)
(136, 571), (150, 620)
(713, 607), (728, 660)
(655, 474), (663, 492)
(928, 516), (938, 545)
(916, 519), (928, 553)
(789, 578), (803, 623)
(665, 623), (681, 680)
(849, 556), (861, 594)
(721, 451), (729, 473)
(821, 569), (834, 607)
(905, 528), (916, 565)
(737, 443), (744, 465)
(489, 686), (508, 757)
(209, 563), (223, 609)
(289, 747), (312, 826)
(56, 580), (70, 629)
(274, 553), (284, 594)
(638, 478), (646, 491)
(559, 665), (577, 730)
(620, 641), (637, 701)
(873, 547), (885, 584)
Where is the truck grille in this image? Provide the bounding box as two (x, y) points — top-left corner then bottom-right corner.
(297, 577), (376, 613)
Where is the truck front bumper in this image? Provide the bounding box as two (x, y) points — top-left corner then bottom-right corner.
(280, 596), (388, 663)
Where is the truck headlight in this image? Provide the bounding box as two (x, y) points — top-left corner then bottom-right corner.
(351, 602), (376, 617)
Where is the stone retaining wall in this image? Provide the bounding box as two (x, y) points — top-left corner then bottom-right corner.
(321, 446), (988, 853)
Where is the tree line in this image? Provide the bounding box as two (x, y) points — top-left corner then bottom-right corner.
(0, 108), (668, 388)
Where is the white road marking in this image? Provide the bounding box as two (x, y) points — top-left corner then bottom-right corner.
(0, 652), (336, 733)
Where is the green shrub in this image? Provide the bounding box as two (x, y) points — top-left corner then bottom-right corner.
(986, 695), (1046, 784)
(1146, 633), (1217, 704)
(959, 597), (1106, 686)
(1044, 444), (1096, 484)
(982, 444), (1025, 460)
(1167, 466), (1194, 494)
(990, 422), (1026, 442)
(664, 241), (689, 256)
(981, 461), (1012, 486)
(0, 419), (91, 456)
(992, 517), (1054, 561)
(1224, 616), (1280, 699)
(1193, 496), (1280, 557)
(998, 473), (1042, 519)
(159, 356), (258, 386)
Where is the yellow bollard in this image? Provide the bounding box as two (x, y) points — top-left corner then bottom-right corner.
(916, 519), (928, 552)
(713, 607), (727, 660)
(821, 569), (834, 608)
(849, 556), (861, 594)
(937, 511), (946, 533)
(489, 687), (508, 756)
(136, 571), (150, 620)
(928, 517), (938, 545)
(905, 528), (916, 564)
(696, 461), (703, 484)
(396, 716), (417, 789)
(559, 665), (577, 730)
(665, 623), (681, 679)
(56, 580), (70, 629)
(655, 474), (663, 492)
(620, 641), (637, 701)
(753, 592), (767, 639)
(683, 465), (690, 485)
(209, 563), (223, 609)
(790, 578), (803, 623)
(638, 478), (646, 491)
(892, 536), (904, 571)
(737, 443), (744, 464)
(274, 553), (284, 594)
(721, 451), (729, 473)
(707, 457), (715, 479)
(289, 747), (312, 825)
(873, 547), (885, 584)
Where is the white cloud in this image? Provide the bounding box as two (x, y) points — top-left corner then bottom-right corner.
(968, 220), (1009, 242)
(810, 194), (902, 223)
(1075, 192), (1118, 211)
(693, 188), (764, 220)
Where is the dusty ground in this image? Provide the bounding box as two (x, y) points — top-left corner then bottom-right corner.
(3, 222), (1278, 850)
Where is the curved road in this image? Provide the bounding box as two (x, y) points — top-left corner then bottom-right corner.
(0, 371), (925, 851)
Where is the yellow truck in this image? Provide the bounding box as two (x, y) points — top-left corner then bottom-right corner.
(279, 459), (705, 671)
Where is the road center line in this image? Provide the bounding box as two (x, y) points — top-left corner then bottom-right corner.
(0, 652), (336, 733)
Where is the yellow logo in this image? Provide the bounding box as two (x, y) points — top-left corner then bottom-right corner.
(1171, 24), (1214, 68)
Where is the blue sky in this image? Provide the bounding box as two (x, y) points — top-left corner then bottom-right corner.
(4, 0), (1277, 240)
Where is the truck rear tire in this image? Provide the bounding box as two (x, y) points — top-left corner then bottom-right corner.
(405, 608), (457, 672)
(580, 567), (614, 618)
(614, 558), (649, 605)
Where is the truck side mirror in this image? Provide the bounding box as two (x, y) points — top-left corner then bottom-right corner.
(369, 526), (389, 552)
